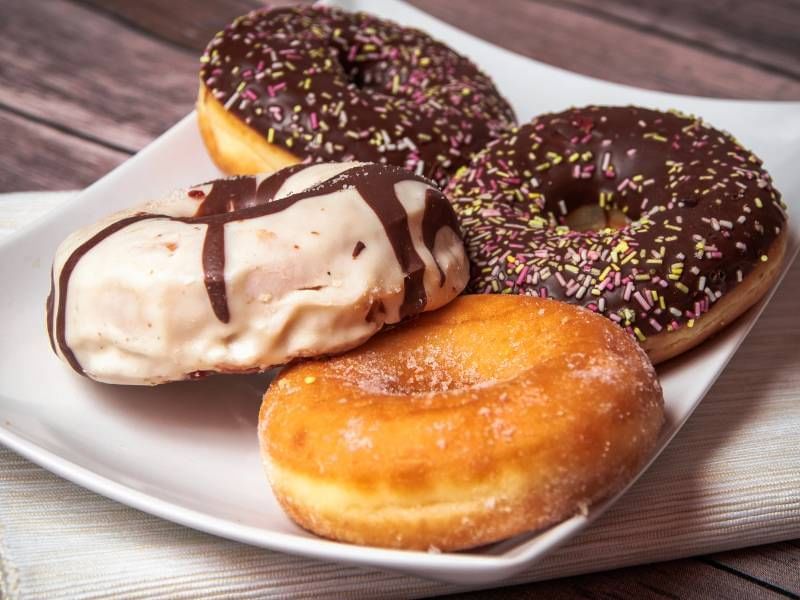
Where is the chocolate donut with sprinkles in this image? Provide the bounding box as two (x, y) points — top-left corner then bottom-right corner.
(197, 5), (515, 188)
(447, 106), (788, 363)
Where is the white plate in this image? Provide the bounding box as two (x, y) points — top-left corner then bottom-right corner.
(1, 0), (799, 585)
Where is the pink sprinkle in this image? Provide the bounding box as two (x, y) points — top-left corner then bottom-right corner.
(649, 318), (663, 332)
(310, 112), (318, 129)
(633, 291), (651, 311)
(623, 282), (635, 301)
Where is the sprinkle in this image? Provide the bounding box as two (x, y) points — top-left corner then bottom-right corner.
(304, 376), (316, 384)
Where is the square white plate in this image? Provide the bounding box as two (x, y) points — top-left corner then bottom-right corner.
(1, 0), (799, 585)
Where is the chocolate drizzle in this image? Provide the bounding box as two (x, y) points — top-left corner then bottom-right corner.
(45, 267), (56, 353)
(421, 189), (462, 286)
(53, 214), (154, 374)
(352, 241), (365, 258)
(48, 164), (453, 374)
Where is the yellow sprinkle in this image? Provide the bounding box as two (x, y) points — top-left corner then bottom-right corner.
(675, 282), (689, 294)
(633, 327), (647, 341)
(644, 132), (668, 142)
(687, 319), (695, 328)
(304, 376), (316, 384)
(761, 255), (769, 262)
(267, 128), (274, 144)
(755, 198), (764, 208)
(506, 255), (516, 263)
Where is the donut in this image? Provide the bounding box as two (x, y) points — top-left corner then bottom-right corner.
(446, 106), (789, 363)
(197, 5), (515, 188)
(46, 162), (468, 385)
(259, 295), (664, 551)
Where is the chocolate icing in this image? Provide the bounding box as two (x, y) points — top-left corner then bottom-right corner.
(448, 106), (787, 340)
(422, 188), (462, 286)
(199, 5), (515, 188)
(48, 164), (458, 374)
(352, 241), (365, 258)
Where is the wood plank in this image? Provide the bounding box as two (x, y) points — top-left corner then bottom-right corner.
(407, 0), (800, 100)
(0, 0), (197, 152)
(556, 0), (800, 80)
(709, 543), (800, 596)
(0, 108), (128, 192)
(73, 0), (264, 52)
(441, 559), (788, 599)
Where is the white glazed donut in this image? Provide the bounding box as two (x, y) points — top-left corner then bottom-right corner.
(46, 162), (469, 385)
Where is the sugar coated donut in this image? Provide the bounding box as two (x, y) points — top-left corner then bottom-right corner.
(198, 5), (515, 187)
(259, 295), (664, 551)
(447, 106), (788, 363)
(46, 163), (468, 385)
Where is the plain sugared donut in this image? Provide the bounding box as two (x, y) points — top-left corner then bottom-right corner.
(197, 5), (515, 187)
(46, 163), (468, 385)
(447, 106), (788, 363)
(259, 295), (664, 551)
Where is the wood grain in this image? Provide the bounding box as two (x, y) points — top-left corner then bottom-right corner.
(73, 0), (264, 52)
(407, 0), (800, 100)
(443, 558), (790, 599)
(0, 109), (127, 192)
(558, 0), (800, 79)
(0, 0), (196, 152)
(709, 543), (800, 595)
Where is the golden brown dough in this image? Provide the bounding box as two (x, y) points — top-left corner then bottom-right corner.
(259, 295), (664, 550)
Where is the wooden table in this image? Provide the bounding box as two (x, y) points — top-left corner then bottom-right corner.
(1, 0), (798, 597)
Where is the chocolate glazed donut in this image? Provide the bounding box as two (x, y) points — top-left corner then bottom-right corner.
(198, 5), (515, 188)
(447, 106), (788, 362)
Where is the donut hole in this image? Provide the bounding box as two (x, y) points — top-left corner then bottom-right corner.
(563, 204), (630, 232)
(330, 308), (543, 396)
(327, 38), (387, 90)
(335, 345), (486, 395)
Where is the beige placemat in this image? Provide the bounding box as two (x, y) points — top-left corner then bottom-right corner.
(1, 193), (799, 599)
